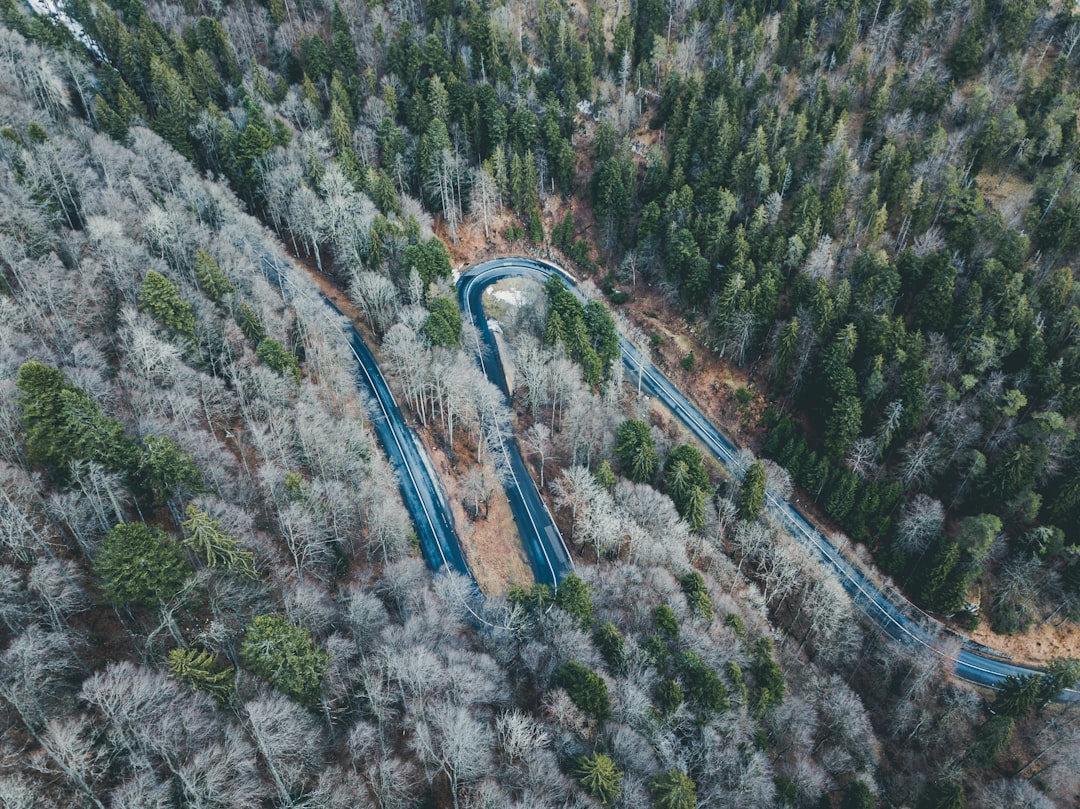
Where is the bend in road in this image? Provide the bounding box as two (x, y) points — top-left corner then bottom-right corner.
(459, 256), (1078, 700)
(459, 265), (574, 588)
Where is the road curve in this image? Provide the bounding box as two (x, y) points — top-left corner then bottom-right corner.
(259, 253), (471, 581)
(459, 264), (574, 588)
(459, 256), (1078, 699)
(41, 0), (1070, 697)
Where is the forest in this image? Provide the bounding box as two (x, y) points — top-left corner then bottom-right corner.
(1, 0), (1080, 804)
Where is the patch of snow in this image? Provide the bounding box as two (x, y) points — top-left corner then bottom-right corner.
(491, 288), (525, 307)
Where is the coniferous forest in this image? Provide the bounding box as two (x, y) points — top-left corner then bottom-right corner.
(2, 0), (1080, 805)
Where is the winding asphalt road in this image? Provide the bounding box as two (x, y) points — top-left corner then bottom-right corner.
(460, 256), (1079, 699)
(459, 265), (574, 587)
(31, 0), (1069, 699)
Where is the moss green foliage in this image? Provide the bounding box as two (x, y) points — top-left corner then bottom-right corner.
(575, 753), (622, 806)
(403, 236), (452, 288)
(421, 296), (462, 347)
(193, 249), (233, 303)
(17, 362), (140, 485)
(675, 649), (730, 714)
(917, 540), (970, 615)
(240, 615), (329, 706)
(508, 581), (551, 612)
(554, 573), (593, 628)
(167, 646), (236, 702)
(725, 661), (748, 704)
(181, 505), (256, 576)
(615, 419), (658, 483)
(738, 460), (767, 522)
(654, 677), (684, 714)
(650, 768), (698, 809)
(139, 435), (203, 506)
(917, 780), (965, 809)
(841, 780), (877, 809)
(653, 604), (679, 641)
(751, 637), (785, 717)
(256, 337), (300, 382)
(593, 620), (626, 674)
(238, 302), (265, 344)
(593, 459), (616, 491)
(663, 444), (710, 531)
(679, 571), (714, 621)
(550, 660), (610, 721)
(95, 522), (193, 608)
(543, 276), (619, 386)
(762, 412), (904, 545)
(140, 270), (197, 342)
(971, 714), (1015, 768)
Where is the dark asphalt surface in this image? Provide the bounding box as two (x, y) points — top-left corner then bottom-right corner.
(459, 263), (574, 587)
(459, 256), (1078, 699)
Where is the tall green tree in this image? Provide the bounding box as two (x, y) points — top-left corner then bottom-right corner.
(650, 768), (698, 809)
(140, 270), (197, 342)
(139, 435), (203, 508)
(738, 461), (767, 521)
(615, 419), (658, 483)
(676, 649), (730, 714)
(240, 614), (329, 706)
(95, 523), (193, 609)
(554, 573), (594, 628)
(193, 249), (233, 303)
(575, 753), (622, 806)
(17, 362), (139, 484)
(550, 660), (611, 721)
(422, 296), (463, 347)
(167, 646), (236, 702)
(664, 444), (710, 529)
(181, 505), (256, 576)
(256, 337), (300, 382)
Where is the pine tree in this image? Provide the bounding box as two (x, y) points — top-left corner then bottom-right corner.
(240, 615), (329, 706)
(95, 523), (193, 609)
(181, 505), (256, 576)
(575, 753), (623, 806)
(167, 646), (236, 702)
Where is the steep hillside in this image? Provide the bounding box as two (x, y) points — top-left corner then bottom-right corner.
(2, 0), (1080, 804)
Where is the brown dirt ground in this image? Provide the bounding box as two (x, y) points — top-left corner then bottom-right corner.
(976, 172), (1036, 227)
(621, 285), (771, 449)
(969, 618), (1080, 668)
(417, 427), (534, 596)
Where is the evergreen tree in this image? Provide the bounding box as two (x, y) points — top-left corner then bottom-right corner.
(554, 573), (594, 628)
(650, 768), (698, 809)
(240, 614), (329, 706)
(575, 753), (622, 806)
(256, 338), (300, 382)
(181, 505), (257, 576)
(615, 419), (659, 483)
(167, 646), (236, 702)
(95, 523), (193, 609)
(422, 296), (463, 347)
(140, 270), (197, 342)
(738, 461), (767, 521)
(551, 660), (611, 721)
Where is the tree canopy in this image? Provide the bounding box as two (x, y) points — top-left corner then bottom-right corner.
(240, 615), (329, 706)
(94, 522), (193, 608)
